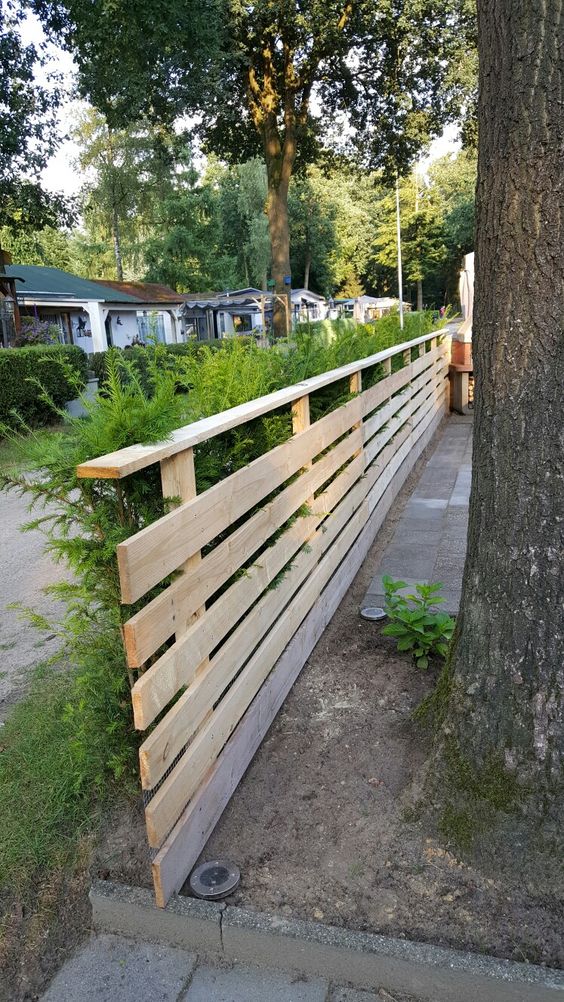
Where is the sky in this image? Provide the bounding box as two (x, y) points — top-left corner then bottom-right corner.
(21, 12), (461, 200)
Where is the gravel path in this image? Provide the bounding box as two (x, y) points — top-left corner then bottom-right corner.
(0, 487), (68, 721)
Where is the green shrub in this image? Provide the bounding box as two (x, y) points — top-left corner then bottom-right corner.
(0, 344), (88, 429)
(381, 577), (455, 669)
(89, 337), (256, 389)
(0, 321), (441, 890)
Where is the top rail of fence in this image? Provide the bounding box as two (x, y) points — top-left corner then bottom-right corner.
(77, 329), (445, 480)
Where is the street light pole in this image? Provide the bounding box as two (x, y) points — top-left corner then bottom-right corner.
(395, 175), (404, 331)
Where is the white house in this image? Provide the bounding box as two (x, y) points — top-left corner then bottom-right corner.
(180, 287), (329, 338)
(334, 295), (411, 324)
(6, 266), (184, 353)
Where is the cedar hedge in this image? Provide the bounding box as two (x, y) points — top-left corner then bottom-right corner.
(0, 345), (88, 428)
(90, 337), (255, 389)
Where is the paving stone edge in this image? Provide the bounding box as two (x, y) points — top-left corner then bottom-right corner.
(90, 880), (564, 1002)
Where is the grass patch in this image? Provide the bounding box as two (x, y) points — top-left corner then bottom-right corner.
(0, 424), (68, 475)
(0, 640), (137, 894)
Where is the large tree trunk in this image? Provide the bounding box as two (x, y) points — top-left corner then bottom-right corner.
(443, 1), (564, 800)
(416, 279), (423, 312)
(266, 175), (291, 337)
(112, 205), (124, 281)
(304, 249), (311, 291)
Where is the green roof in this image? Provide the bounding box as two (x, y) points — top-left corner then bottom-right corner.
(5, 265), (142, 303)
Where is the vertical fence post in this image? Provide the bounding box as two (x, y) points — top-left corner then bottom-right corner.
(349, 370), (363, 458)
(292, 394), (314, 507)
(160, 448), (205, 642)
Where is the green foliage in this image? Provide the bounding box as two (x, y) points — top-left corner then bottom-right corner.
(0, 320), (434, 891)
(0, 344), (88, 428)
(0, 224), (75, 270)
(0, 647), (134, 887)
(382, 576), (455, 670)
(0, 0), (70, 232)
(438, 741), (525, 851)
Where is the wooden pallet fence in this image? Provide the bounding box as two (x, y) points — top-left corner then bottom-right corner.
(77, 329), (450, 906)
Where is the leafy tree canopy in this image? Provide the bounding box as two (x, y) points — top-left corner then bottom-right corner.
(0, 0), (69, 232)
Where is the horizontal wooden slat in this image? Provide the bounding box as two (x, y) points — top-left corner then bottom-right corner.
(144, 493), (373, 847)
(141, 373), (449, 801)
(151, 393), (448, 906)
(138, 451), (367, 784)
(117, 395), (364, 604)
(77, 332), (444, 480)
(124, 426), (364, 667)
(132, 450), (365, 730)
(125, 346), (448, 665)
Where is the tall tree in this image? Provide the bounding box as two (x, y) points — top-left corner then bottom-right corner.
(441, 1), (563, 810)
(0, 0), (68, 243)
(33, 0), (473, 335)
(374, 174), (448, 309)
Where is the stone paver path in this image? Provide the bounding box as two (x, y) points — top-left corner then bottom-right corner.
(363, 416), (472, 615)
(41, 933), (416, 1002)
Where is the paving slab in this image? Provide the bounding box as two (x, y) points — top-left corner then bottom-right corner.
(362, 417), (472, 615)
(41, 933), (196, 1001)
(185, 962), (328, 1002)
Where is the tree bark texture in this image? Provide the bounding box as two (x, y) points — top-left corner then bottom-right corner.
(445, 0), (564, 796)
(266, 172), (291, 336)
(112, 204), (124, 281)
(304, 249), (311, 292)
(416, 279), (423, 312)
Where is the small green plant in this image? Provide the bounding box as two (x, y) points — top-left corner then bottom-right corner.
(381, 576), (455, 669)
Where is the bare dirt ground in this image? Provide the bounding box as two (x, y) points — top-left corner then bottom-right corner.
(94, 433), (564, 971)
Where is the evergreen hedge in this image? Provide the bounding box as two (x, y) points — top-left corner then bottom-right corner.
(0, 345), (88, 428)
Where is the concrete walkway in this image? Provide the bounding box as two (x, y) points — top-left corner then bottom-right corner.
(363, 417), (473, 615)
(0, 489), (67, 721)
(41, 932), (409, 1002)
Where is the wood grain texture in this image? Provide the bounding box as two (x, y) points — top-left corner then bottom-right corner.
(124, 426), (363, 668)
(117, 394), (364, 604)
(151, 397), (447, 905)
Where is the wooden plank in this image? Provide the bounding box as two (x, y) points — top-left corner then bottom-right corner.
(123, 426), (364, 667)
(159, 449), (203, 641)
(151, 399), (448, 905)
(133, 446), (366, 729)
(117, 394), (364, 604)
(76, 331), (446, 480)
(138, 450), (369, 784)
(144, 494), (373, 848)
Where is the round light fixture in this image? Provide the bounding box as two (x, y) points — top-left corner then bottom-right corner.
(189, 859), (240, 900)
(360, 606), (387, 622)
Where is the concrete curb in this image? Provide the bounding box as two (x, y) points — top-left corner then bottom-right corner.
(90, 881), (564, 1001)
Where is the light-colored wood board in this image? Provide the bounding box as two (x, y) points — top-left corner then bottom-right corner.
(77, 331), (447, 479)
(159, 449), (204, 641)
(138, 449), (371, 784)
(144, 497), (372, 847)
(133, 448), (366, 729)
(124, 426), (364, 667)
(151, 402), (447, 906)
(117, 394), (364, 604)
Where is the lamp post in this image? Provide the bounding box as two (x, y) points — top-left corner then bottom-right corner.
(395, 175), (404, 331)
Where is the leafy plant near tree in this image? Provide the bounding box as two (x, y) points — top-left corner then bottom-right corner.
(382, 576), (455, 669)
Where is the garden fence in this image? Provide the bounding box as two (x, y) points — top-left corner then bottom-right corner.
(77, 329), (450, 906)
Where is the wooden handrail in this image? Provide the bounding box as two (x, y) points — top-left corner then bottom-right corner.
(76, 330), (444, 479)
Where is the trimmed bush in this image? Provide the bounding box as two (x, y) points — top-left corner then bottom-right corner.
(90, 337), (256, 389)
(0, 345), (88, 429)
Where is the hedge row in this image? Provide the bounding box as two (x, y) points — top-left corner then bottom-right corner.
(0, 345), (88, 428)
(89, 337), (255, 388)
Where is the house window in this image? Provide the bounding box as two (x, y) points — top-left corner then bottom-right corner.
(137, 311), (166, 343)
